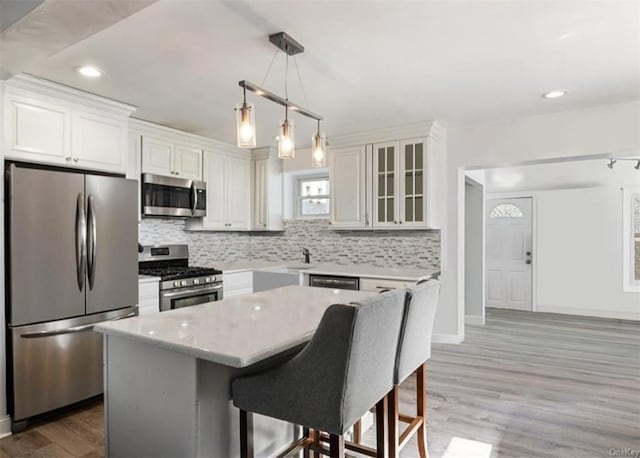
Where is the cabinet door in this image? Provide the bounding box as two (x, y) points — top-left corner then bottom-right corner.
(252, 159), (268, 230)
(174, 145), (202, 180)
(201, 151), (227, 229)
(399, 138), (428, 227)
(72, 111), (126, 173)
(141, 136), (174, 176)
(372, 142), (400, 227)
(226, 157), (251, 230)
(5, 95), (70, 165)
(329, 146), (367, 228)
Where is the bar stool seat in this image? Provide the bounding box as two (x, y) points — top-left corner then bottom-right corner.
(232, 289), (406, 458)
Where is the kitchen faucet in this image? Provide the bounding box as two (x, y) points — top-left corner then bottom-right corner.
(302, 248), (310, 264)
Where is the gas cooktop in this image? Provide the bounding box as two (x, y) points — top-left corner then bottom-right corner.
(139, 266), (222, 281)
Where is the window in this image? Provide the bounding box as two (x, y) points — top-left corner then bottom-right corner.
(623, 188), (640, 291)
(297, 176), (330, 217)
(489, 203), (524, 218)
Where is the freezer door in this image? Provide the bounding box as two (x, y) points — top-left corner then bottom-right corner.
(85, 175), (138, 315)
(8, 165), (86, 326)
(9, 307), (137, 422)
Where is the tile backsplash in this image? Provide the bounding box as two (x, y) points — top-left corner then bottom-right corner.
(139, 219), (440, 270)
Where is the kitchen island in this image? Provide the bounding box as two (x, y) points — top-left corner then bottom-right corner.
(94, 286), (379, 458)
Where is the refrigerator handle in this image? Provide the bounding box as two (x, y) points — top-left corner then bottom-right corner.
(87, 195), (97, 290)
(191, 182), (198, 215)
(75, 193), (87, 292)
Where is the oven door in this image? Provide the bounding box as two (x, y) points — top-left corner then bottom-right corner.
(160, 284), (223, 311)
(142, 173), (206, 217)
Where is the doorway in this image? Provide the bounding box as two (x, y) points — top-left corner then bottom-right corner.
(485, 197), (533, 311)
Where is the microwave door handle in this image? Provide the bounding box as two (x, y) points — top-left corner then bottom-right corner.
(87, 195), (97, 290)
(75, 193), (87, 292)
(191, 182), (198, 215)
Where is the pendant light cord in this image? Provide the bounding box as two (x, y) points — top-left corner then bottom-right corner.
(293, 55), (310, 110)
(284, 53), (289, 100)
(260, 49), (280, 88)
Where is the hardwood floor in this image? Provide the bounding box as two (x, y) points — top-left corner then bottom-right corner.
(1, 308), (638, 457)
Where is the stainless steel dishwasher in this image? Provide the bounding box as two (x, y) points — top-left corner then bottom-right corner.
(308, 274), (360, 290)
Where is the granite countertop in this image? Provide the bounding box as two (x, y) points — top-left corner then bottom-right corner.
(95, 285), (377, 368)
(217, 260), (438, 282)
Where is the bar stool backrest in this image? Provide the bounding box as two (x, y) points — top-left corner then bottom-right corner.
(395, 280), (441, 384)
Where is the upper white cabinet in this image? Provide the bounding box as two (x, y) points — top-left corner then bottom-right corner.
(186, 149), (251, 231)
(252, 147), (283, 231)
(4, 75), (134, 174)
(329, 145), (368, 229)
(329, 122), (443, 230)
(141, 136), (202, 180)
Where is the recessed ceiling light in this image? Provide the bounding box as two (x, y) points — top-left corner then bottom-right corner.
(75, 65), (102, 78)
(541, 90), (567, 99)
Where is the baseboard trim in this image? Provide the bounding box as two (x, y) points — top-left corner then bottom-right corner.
(535, 305), (640, 321)
(0, 415), (12, 438)
(465, 315), (485, 326)
(432, 334), (464, 344)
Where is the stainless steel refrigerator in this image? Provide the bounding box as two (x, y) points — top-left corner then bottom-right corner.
(5, 163), (138, 432)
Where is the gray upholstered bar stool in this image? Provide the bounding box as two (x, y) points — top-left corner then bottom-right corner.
(387, 279), (441, 458)
(231, 289), (406, 458)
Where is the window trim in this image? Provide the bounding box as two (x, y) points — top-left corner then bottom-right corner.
(622, 187), (640, 292)
(295, 174), (330, 219)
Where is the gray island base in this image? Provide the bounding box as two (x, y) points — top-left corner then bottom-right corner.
(96, 286), (379, 457)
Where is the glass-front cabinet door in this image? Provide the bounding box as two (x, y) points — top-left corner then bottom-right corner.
(400, 138), (428, 227)
(372, 142), (399, 227)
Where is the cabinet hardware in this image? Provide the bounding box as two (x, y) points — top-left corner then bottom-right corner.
(73, 157), (79, 162)
(399, 221), (403, 224)
(65, 157), (71, 162)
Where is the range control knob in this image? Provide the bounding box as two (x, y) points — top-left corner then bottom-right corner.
(181, 280), (187, 287)
(205, 277), (211, 283)
(173, 281), (180, 287)
(193, 279), (199, 285)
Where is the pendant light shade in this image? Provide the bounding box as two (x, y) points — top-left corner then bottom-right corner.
(311, 121), (326, 167)
(235, 88), (256, 148)
(278, 107), (295, 159)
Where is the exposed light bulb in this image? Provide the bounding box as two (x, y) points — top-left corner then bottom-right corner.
(235, 90), (256, 148)
(240, 119), (254, 142)
(281, 136), (293, 154)
(278, 110), (295, 159)
(311, 121), (327, 167)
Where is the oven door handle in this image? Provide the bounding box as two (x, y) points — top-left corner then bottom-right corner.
(163, 284), (223, 299)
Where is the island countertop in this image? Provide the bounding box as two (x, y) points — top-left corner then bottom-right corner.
(95, 285), (378, 368)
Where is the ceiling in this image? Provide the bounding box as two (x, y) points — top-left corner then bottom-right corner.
(483, 158), (640, 193)
(6, 0), (640, 147)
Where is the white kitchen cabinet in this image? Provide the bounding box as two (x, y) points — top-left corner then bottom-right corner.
(187, 150), (251, 231)
(252, 147), (283, 231)
(4, 75), (135, 173)
(141, 136), (203, 180)
(138, 278), (160, 315)
(222, 271), (253, 298)
(372, 141), (399, 228)
(71, 111), (127, 173)
(329, 145), (368, 229)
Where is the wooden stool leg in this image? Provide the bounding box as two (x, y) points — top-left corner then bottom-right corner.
(329, 434), (345, 458)
(240, 409), (254, 458)
(353, 419), (362, 444)
(303, 428), (311, 458)
(387, 385), (399, 458)
(416, 363), (429, 458)
(376, 396), (389, 458)
(309, 429), (321, 458)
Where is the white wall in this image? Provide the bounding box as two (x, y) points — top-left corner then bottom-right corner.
(534, 187), (639, 319)
(440, 101), (640, 340)
(464, 180), (484, 324)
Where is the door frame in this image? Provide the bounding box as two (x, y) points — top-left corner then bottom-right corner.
(484, 193), (538, 312)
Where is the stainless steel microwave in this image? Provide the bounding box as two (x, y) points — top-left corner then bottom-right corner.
(141, 173), (206, 217)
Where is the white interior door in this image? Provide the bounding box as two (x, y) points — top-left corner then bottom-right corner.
(486, 198), (533, 310)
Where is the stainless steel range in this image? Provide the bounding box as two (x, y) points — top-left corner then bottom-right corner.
(138, 245), (223, 311)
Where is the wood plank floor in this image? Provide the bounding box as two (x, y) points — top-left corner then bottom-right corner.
(1, 308), (638, 457)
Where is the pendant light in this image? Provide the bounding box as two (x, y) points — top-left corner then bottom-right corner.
(311, 120), (326, 167)
(278, 104), (295, 159)
(235, 86), (256, 148)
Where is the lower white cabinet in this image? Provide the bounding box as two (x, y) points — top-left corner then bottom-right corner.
(138, 278), (160, 315)
(222, 271), (253, 298)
